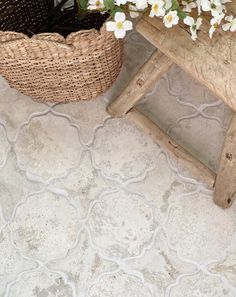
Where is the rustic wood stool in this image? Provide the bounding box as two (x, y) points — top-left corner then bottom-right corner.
(107, 7), (236, 208)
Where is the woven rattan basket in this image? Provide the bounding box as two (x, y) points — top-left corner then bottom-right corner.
(0, 25), (123, 102)
(0, 23), (123, 103)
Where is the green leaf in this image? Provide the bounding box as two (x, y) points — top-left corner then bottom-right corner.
(77, 0), (88, 10)
(177, 9), (187, 20)
(171, 0), (179, 10)
(110, 6), (124, 17)
(104, 0), (115, 11)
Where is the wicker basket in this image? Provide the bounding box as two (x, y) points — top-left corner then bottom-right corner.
(0, 2), (123, 103)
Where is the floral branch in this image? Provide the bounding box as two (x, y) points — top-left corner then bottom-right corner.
(77, 0), (236, 39)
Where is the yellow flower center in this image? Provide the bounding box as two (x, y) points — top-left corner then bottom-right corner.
(117, 22), (124, 29)
(167, 15), (173, 22)
(153, 3), (159, 12)
(95, 0), (101, 7)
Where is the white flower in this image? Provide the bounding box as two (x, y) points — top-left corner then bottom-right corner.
(163, 10), (179, 28)
(133, 0), (148, 9)
(149, 0), (165, 17)
(222, 15), (236, 31)
(201, 0), (224, 16)
(196, 0), (202, 15)
(164, 0), (172, 9)
(88, 0), (104, 10)
(106, 12), (133, 38)
(184, 16), (202, 40)
(182, 0), (197, 12)
(209, 13), (224, 38)
(116, 0), (128, 5)
(128, 4), (140, 18)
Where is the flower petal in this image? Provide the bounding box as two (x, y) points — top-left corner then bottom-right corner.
(196, 17), (202, 28)
(230, 21), (236, 31)
(209, 26), (215, 38)
(201, 0), (211, 11)
(184, 16), (194, 26)
(114, 12), (126, 22)
(165, 0), (172, 9)
(123, 20), (133, 31)
(222, 23), (231, 31)
(106, 21), (117, 31)
(114, 28), (126, 38)
(225, 15), (233, 21)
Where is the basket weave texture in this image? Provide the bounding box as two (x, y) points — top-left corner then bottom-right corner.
(0, 25), (123, 102)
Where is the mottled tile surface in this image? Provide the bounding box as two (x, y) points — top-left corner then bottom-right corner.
(0, 32), (236, 297)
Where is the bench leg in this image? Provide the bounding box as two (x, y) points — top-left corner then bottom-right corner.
(107, 49), (172, 117)
(214, 113), (236, 208)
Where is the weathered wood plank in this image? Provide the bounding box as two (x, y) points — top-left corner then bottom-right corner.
(214, 113), (236, 208)
(107, 49), (172, 117)
(136, 10), (236, 111)
(126, 108), (216, 187)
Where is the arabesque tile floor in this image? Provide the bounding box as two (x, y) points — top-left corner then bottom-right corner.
(0, 31), (236, 297)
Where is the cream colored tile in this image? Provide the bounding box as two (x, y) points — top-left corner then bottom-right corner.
(0, 226), (37, 297)
(88, 271), (153, 297)
(126, 229), (196, 297)
(11, 192), (79, 262)
(127, 153), (195, 224)
(48, 229), (118, 296)
(8, 267), (74, 297)
(14, 113), (83, 180)
(88, 190), (155, 258)
(0, 126), (10, 166)
(50, 151), (115, 219)
(92, 118), (160, 182)
(0, 87), (47, 141)
(53, 97), (110, 145)
(208, 235), (236, 288)
(0, 30), (236, 297)
(169, 117), (225, 172)
(169, 272), (234, 297)
(166, 192), (235, 263)
(0, 151), (40, 222)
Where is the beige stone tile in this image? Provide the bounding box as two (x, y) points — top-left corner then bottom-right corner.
(88, 190), (156, 259)
(53, 97), (110, 145)
(11, 192), (79, 262)
(8, 267), (74, 297)
(137, 78), (194, 132)
(92, 118), (160, 182)
(0, 126), (10, 166)
(0, 151), (40, 222)
(168, 272), (234, 297)
(0, 87), (47, 141)
(166, 192), (236, 263)
(169, 117), (225, 172)
(126, 229), (196, 297)
(164, 65), (222, 106)
(49, 151), (116, 220)
(0, 226), (37, 297)
(137, 64), (232, 172)
(127, 153), (196, 224)
(88, 271), (153, 297)
(48, 229), (118, 295)
(208, 235), (236, 288)
(1, 30), (236, 297)
(14, 113), (83, 180)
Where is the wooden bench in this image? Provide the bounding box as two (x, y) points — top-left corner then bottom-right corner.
(107, 4), (236, 208)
